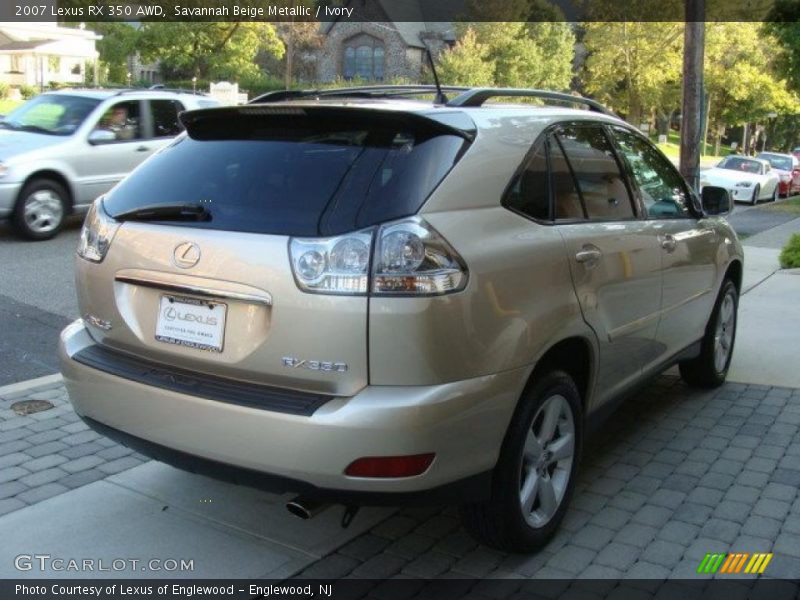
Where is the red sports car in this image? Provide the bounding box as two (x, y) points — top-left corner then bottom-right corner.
(757, 152), (800, 197)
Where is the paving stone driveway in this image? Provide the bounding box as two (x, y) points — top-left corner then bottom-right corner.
(1, 374), (799, 582)
(0, 381), (146, 514)
(296, 375), (800, 581)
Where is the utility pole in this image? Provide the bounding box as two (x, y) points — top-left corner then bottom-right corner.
(679, 0), (705, 191)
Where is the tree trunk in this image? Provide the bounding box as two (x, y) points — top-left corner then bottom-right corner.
(679, 13), (704, 191)
(656, 110), (673, 136)
(284, 25), (294, 90)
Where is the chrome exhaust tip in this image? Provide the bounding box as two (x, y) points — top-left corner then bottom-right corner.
(286, 496), (327, 520)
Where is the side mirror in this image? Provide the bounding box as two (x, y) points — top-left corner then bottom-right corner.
(87, 129), (116, 145)
(701, 186), (732, 216)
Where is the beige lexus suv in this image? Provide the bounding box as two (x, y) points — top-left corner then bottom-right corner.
(60, 86), (743, 552)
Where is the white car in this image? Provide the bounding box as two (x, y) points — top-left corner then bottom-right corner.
(700, 156), (780, 205)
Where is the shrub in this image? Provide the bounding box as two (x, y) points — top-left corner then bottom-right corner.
(163, 79), (210, 93)
(236, 73), (284, 98)
(0, 81), (9, 99)
(779, 233), (800, 269)
(19, 84), (37, 100)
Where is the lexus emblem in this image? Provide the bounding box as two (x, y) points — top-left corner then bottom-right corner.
(173, 241), (201, 269)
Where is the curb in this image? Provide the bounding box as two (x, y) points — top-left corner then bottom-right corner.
(0, 373), (63, 397)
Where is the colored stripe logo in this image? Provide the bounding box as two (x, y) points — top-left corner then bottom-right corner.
(697, 552), (772, 574)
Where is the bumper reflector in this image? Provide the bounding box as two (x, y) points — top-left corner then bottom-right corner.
(345, 453), (435, 478)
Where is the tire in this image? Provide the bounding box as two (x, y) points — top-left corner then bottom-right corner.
(11, 178), (68, 241)
(751, 185), (760, 205)
(771, 185), (778, 202)
(460, 370), (582, 553)
(679, 279), (738, 388)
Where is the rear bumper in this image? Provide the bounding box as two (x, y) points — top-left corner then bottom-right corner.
(60, 319), (527, 502)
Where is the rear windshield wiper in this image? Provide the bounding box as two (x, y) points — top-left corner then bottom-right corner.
(113, 203), (211, 222)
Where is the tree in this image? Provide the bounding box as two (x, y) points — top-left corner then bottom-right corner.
(139, 23), (283, 81)
(274, 22), (324, 88)
(705, 22), (799, 154)
(86, 22), (139, 84)
(582, 22), (683, 127)
(764, 0), (800, 94)
(436, 27), (495, 87)
(437, 22), (575, 91)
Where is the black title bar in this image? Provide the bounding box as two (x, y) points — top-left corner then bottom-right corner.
(0, 0), (789, 23)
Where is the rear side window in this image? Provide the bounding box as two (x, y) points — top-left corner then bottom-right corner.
(103, 114), (467, 236)
(150, 99), (185, 138)
(550, 136), (585, 220)
(505, 144), (549, 220)
(556, 125), (634, 220)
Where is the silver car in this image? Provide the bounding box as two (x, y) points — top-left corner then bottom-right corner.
(0, 89), (218, 240)
(60, 86), (742, 552)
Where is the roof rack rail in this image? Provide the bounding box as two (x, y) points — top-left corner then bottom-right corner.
(250, 85), (470, 104)
(249, 85), (616, 116)
(446, 88), (615, 116)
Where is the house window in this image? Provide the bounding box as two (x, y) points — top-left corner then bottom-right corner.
(342, 36), (385, 80)
(343, 47), (355, 78)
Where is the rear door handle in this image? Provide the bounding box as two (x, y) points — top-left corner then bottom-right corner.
(660, 234), (677, 253)
(575, 246), (602, 264)
(135, 145), (150, 152)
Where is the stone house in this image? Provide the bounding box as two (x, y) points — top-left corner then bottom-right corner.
(316, 0), (456, 83)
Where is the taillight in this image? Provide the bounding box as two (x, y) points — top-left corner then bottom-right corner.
(372, 217), (467, 296)
(289, 217), (468, 297)
(77, 198), (120, 263)
(289, 230), (373, 294)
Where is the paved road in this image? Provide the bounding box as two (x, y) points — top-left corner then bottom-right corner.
(0, 205), (796, 386)
(0, 219), (81, 385)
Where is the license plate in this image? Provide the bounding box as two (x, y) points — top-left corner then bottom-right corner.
(155, 295), (226, 353)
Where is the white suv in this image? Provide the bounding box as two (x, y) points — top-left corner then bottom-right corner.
(60, 86), (742, 551)
(0, 88), (218, 239)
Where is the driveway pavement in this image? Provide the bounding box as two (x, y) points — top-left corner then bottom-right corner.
(1, 373), (799, 582)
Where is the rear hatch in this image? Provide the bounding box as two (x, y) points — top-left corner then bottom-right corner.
(76, 104), (470, 397)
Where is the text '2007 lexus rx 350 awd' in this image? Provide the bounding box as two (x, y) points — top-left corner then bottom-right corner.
(60, 86), (742, 552)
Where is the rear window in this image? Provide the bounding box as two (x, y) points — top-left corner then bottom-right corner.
(103, 113), (467, 236)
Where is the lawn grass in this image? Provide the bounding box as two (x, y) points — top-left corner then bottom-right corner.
(0, 99), (22, 115)
(761, 197), (800, 215)
(649, 130), (733, 162)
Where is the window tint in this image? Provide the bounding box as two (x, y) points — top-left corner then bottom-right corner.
(556, 125), (634, 220)
(506, 144), (549, 221)
(103, 120), (467, 237)
(93, 101), (142, 141)
(550, 135), (585, 220)
(150, 99), (185, 138)
(613, 128), (691, 219)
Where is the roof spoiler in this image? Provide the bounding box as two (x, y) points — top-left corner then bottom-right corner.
(180, 104), (477, 142)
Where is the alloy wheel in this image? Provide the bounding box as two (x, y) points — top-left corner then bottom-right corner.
(23, 190), (64, 234)
(519, 393), (575, 528)
(713, 291), (736, 373)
